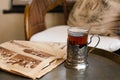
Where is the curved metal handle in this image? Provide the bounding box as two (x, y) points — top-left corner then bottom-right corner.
(88, 35), (100, 53)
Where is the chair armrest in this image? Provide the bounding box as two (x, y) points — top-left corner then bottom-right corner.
(24, 0), (65, 40)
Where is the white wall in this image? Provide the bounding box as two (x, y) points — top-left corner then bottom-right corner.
(0, 0), (25, 43)
(0, 14), (25, 43)
(0, 0), (11, 10)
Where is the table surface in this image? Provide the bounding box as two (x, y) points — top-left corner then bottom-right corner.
(0, 48), (120, 80)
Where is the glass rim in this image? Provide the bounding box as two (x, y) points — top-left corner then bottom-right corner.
(68, 27), (88, 37)
(68, 27), (88, 33)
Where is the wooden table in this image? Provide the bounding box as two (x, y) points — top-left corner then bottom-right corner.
(0, 47), (120, 80)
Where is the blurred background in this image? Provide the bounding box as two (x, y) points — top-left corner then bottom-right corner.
(0, 0), (65, 43)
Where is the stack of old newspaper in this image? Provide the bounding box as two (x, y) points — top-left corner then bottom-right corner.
(0, 40), (67, 79)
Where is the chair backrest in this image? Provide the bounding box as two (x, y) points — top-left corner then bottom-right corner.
(24, 0), (76, 40)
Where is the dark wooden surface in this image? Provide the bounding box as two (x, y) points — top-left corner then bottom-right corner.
(114, 49), (120, 55)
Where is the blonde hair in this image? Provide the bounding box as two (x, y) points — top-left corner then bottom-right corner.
(68, 0), (120, 38)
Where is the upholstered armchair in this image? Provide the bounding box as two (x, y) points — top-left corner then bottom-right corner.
(24, 0), (120, 54)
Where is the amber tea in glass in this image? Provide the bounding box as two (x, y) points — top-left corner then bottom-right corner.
(65, 27), (100, 70)
(65, 27), (89, 70)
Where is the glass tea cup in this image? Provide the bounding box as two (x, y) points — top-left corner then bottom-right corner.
(64, 27), (100, 70)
